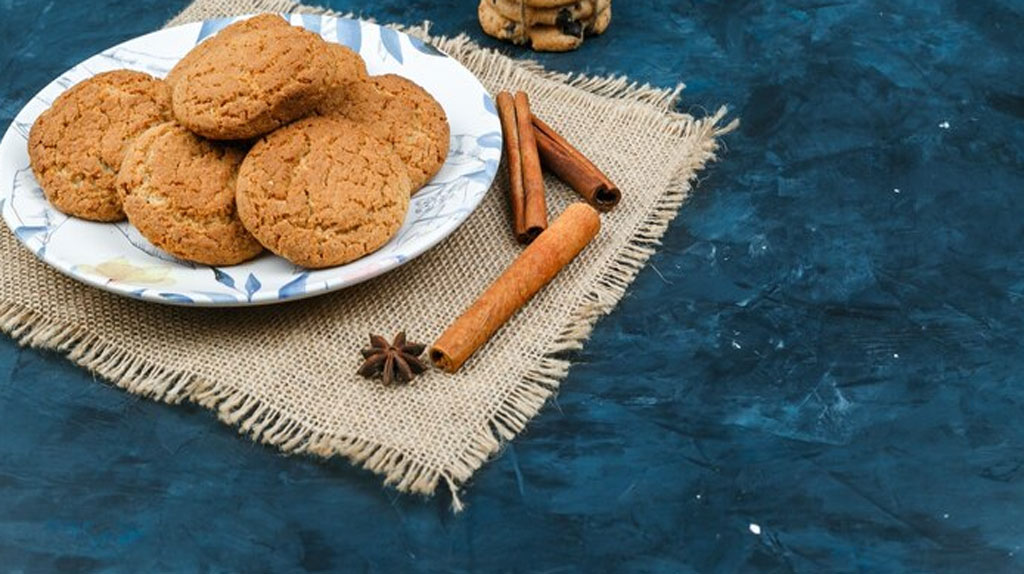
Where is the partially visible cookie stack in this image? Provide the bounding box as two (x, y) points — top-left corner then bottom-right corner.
(27, 14), (450, 269)
(478, 0), (611, 52)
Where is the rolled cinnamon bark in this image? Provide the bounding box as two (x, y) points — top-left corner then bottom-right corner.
(430, 203), (601, 373)
(495, 92), (526, 238)
(532, 114), (621, 212)
(515, 92), (548, 241)
(496, 91), (548, 243)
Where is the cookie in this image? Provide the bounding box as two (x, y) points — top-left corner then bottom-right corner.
(528, 24), (586, 51)
(327, 42), (368, 81)
(169, 14), (340, 140)
(165, 14), (290, 89)
(116, 122), (263, 266)
(316, 42), (369, 111)
(27, 70), (171, 222)
(236, 116), (411, 269)
(518, 0), (589, 8)
(486, 0), (594, 26)
(478, 0), (528, 44)
(478, 1), (585, 51)
(589, 4), (612, 35)
(319, 74), (449, 191)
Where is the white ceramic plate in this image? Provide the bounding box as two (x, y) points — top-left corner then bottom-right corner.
(0, 14), (501, 306)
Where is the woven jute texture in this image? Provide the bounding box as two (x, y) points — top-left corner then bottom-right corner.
(1, 0), (733, 509)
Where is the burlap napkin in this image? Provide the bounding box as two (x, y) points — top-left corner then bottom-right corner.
(0, 0), (733, 509)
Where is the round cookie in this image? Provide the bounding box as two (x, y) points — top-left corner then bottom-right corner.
(478, 1), (585, 51)
(116, 122), (263, 266)
(236, 117), (411, 269)
(479, 0), (528, 44)
(170, 14), (340, 140)
(328, 42), (367, 81)
(27, 70), (171, 222)
(319, 74), (449, 191)
(165, 13), (290, 89)
(316, 43), (369, 111)
(488, 0), (595, 26)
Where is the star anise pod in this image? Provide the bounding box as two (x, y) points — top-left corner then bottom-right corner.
(358, 332), (428, 385)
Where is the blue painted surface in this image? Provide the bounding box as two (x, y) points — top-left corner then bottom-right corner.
(2, 0), (1023, 571)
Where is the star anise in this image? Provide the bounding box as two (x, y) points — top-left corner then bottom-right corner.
(358, 332), (428, 385)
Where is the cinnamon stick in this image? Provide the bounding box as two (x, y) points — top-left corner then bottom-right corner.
(496, 91), (547, 243)
(495, 92), (525, 239)
(532, 114), (621, 212)
(515, 92), (548, 241)
(430, 203), (601, 373)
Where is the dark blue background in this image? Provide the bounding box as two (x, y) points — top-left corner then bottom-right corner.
(2, 1), (1023, 572)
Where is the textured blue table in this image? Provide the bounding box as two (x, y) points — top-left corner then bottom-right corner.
(2, 1), (1023, 572)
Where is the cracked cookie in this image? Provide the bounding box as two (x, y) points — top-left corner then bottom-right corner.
(117, 122), (263, 266)
(169, 14), (340, 140)
(319, 74), (449, 192)
(28, 70), (171, 222)
(165, 14), (290, 90)
(315, 42), (370, 114)
(236, 116), (411, 268)
(327, 42), (368, 83)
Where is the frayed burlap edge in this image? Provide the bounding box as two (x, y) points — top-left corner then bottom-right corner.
(1, 1), (737, 512)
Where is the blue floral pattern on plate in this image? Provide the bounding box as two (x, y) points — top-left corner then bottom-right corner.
(0, 14), (501, 307)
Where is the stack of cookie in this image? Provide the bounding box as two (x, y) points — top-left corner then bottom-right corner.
(478, 0), (611, 52)
(28, 14), (450, 269)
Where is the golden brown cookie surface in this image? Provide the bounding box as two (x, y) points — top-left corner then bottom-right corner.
(165, 14), (290, 89)
(315, 43), (370, 112)
(327, 42), (368, 82)
(319, 74), (449, 191)
(27, 70), (171, 222)
(116, 122), (263, 266)
(236, 116), (411, 269)
(169, 14), (339, 140)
